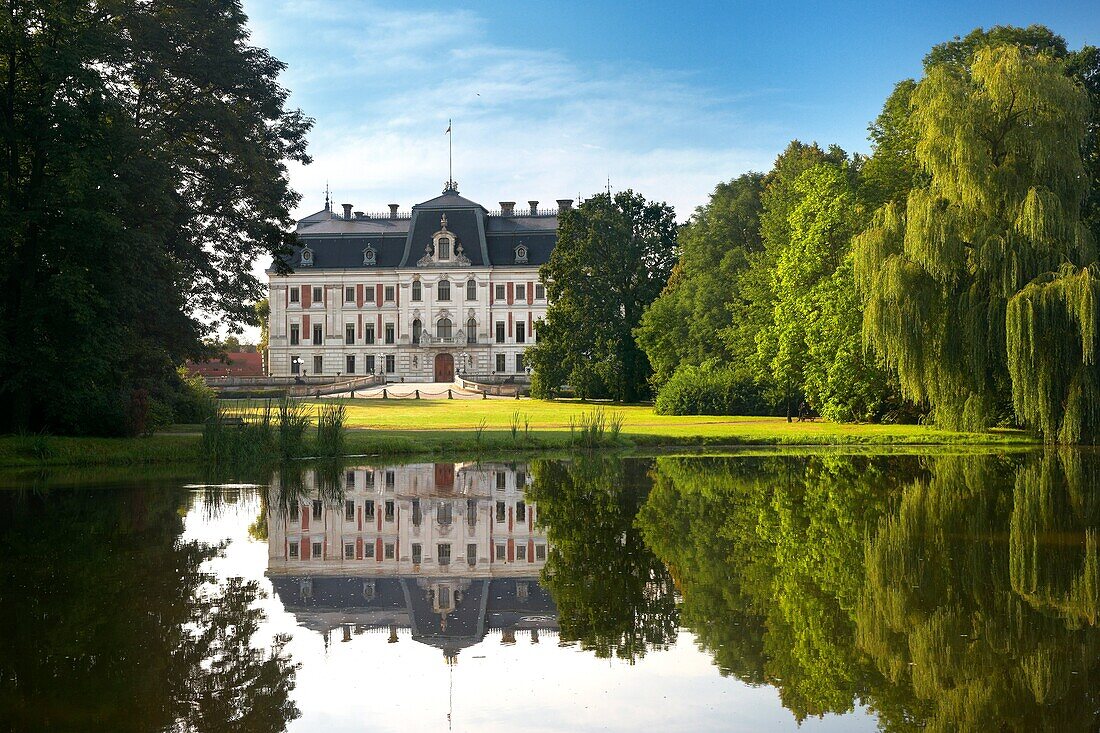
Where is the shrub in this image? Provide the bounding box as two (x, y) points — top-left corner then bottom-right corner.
(172, 367), (217, 423)
(655, 365), (769, 416)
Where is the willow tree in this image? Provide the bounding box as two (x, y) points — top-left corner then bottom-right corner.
(855, 44), (1095, 438)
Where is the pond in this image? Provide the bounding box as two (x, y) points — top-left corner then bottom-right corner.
(1, 450), (1097, 732)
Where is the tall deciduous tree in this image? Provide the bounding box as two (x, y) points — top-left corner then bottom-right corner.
(529, 191), (677, 402)
(0, 1), (311, 434)
(635, 173), (764, 388)
(855, 42), (1095, 438)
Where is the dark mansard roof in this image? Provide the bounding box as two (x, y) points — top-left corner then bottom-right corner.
(274, 185), (562, 271)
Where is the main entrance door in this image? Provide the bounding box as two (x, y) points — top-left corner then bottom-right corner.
(434, 353), (454, 382)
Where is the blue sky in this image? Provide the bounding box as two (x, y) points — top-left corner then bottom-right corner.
(243, 0), (1100, 220)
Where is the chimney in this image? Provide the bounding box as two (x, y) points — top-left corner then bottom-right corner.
(556, 199), (573, 211)
(342, 203), (353, 219)
(500, 201), (515, 217)
(388, 204), (399, 219)
(354, 211), (365, 219)
(528, 200), (539, 216)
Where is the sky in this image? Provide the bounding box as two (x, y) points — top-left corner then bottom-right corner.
(242, 0), (1100, 221)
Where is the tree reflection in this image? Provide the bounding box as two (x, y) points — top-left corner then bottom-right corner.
(638, 451), (1100, 731)
(527, 456), (678, 662)
(0, 487), (298, 732)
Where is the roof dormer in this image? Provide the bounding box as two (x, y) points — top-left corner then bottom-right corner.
(418, 213), (470, 267)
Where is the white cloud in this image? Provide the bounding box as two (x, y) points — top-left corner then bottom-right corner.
(244, 0), (778, 220)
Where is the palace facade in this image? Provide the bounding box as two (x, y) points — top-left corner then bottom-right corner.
(267, 181), (569, 381)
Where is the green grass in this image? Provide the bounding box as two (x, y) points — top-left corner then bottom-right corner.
(0, 398), (1039, 470)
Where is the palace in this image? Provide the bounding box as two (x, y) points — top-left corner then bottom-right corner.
(266, 180), (569, 382)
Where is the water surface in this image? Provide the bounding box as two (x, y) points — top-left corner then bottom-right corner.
(1, 450), (1096, 732)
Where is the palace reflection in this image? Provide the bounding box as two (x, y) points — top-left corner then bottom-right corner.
(266, 462), (556, 660)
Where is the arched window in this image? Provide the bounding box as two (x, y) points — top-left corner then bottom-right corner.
(438, 279), (450, 301)
(467, 318), (477, 344)
(411, 280), (422, 301)
(412, 319), (422, 345)
(466, 279), (477, 300)
(437, 318), (453, 339)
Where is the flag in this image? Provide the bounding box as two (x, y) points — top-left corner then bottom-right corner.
(445, 121), (451, 134)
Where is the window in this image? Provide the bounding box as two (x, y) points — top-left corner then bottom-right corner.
(344, 543), (355, 559)
(289, 541), (299, 559)
(290, 286), (300, 303)
(495, 284), (506, 301)
(467, 498), (477, 526)
(495, 353), (506, 372)
(535, 283), (545, 300)
(290, 499), (300, 518)
(345, 500), (355, 521)
(495, 544), (506, 561)
(496, 501), (506, 522)
(496, 472), (507, 492)
(438, 544), (451, 566)
(384, 500), (395, 522)
(364, 499), (375, 519)
(467, 543), (477, 565)
(364, 542), (375, 559)
(290, 323), (300, 345)
(535, 544), (546, 561)
(312, 286), (323, 303)
(438, 279), (451, 301)
(384, 285), (395, 302)
(346, 354), (355, 374)
(412, 319), (422, 345)
(437, 317), (453, 339)
(466, 279), (477, 300)
(385, 470), (395, 490)
(290, 356), (300, 374)
(313, 323), (323, 345)
(364, 323), (375, 344)
(516, 322), (525, 343)
(437, 502), (452, 525)
(345, 286), (355, 302)
(515, 353), (525, 373)
(412, 543), (422, 565)
(467, 318), (477, 344)
(365, 355), (376, 374)
(438, 587), (451, 608)
(517, 544), (527, 561)
(516, 284), (526, 301)
(438, 237), (451, 260)
(385, 354), (395, 373)
(384, 323), (394, 344)
(313, 354), (323, 374)
(412, 280), (422, 301)
(495, 321), (506, 343)
(517, 470), (526, 487)
(345, 323), (355, 345)
(412, 499), (422, 526)
(346, 470), (355, 489)
(516, 501), (526, 522)
(384, 543), (395, 560)
(312, 500), (323, 520)
(312, 541), (322, 559)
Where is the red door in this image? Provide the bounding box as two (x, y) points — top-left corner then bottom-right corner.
(434, 353), (454, 382)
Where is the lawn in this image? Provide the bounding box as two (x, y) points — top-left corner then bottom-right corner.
(283, 397), (1035, 451)
(0, 398), (1037, 470)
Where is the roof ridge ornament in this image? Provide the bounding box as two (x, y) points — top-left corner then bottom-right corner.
(443, 179), (459, 194)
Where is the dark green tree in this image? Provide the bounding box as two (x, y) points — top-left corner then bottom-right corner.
(635, 173), (764, 388)
(528, 191), (677, 402)
(0, 0), (311, 434)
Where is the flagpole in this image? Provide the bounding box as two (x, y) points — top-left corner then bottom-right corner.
(448, 118), (453, 186)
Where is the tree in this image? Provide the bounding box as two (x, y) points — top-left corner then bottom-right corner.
(636, 173), (764, 388)
(855, 39), (1095, 438)
(528, 191), (677, 402)
(0, 1), (311, 435)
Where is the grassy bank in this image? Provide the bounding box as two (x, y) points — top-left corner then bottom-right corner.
(0, 398), (1038, 469)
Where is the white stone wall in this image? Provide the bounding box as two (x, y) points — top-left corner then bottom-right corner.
(267, 266), (547, 380)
